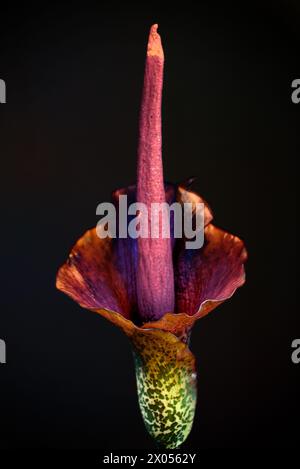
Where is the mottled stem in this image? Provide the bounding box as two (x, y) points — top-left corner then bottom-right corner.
(136, 24), (175, 322)
(131, 329), (197, 449)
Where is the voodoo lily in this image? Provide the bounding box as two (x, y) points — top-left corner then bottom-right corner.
(57, 25), (247, 449)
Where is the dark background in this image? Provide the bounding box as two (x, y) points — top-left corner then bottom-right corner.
(0, 0), (299, 450)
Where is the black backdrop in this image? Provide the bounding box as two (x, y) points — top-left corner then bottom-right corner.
(0, 0), (299, 450)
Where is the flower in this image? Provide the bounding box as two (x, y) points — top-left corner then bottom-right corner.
(56, 24), (247, 449)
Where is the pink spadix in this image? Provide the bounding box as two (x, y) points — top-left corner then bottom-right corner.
(136, 24), (175, 322)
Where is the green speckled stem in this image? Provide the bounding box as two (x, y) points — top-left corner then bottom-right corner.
(131, 329), (197, 449)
